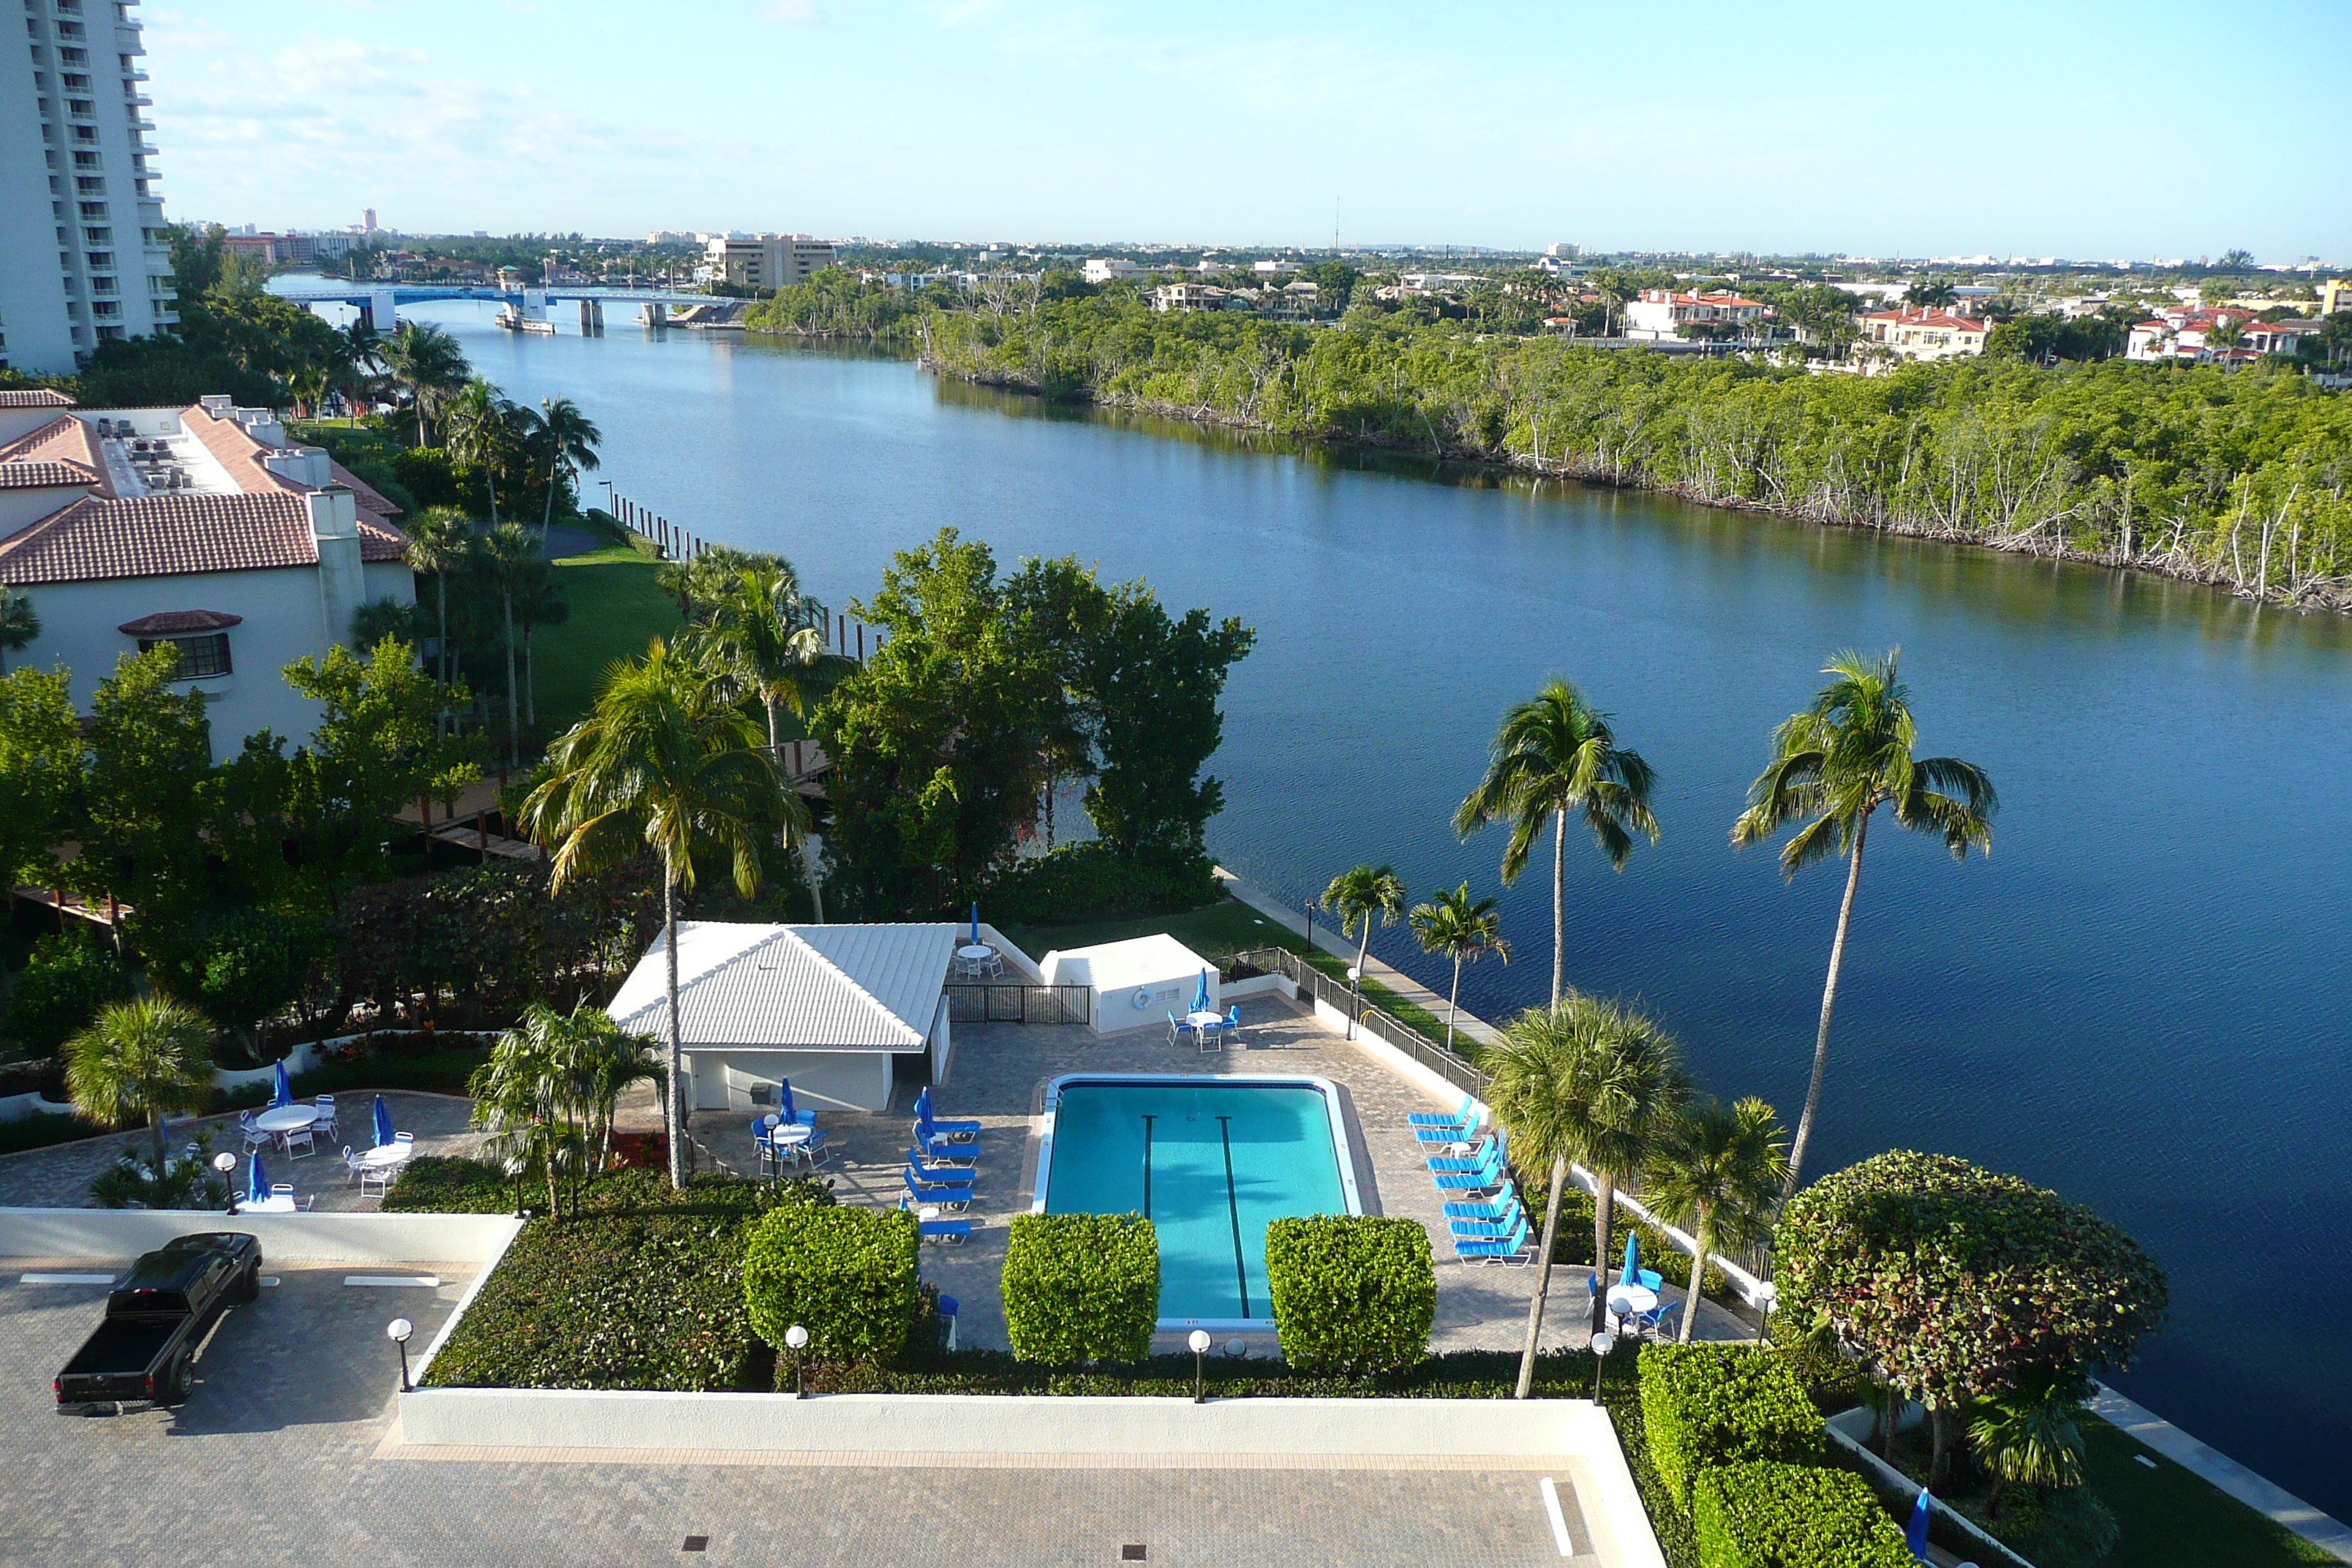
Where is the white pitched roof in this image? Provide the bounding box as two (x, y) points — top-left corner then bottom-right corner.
(1043, 932), (1213, 992)
(606, 921), (957, 1052)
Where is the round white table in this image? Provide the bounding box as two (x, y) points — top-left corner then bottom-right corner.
(1605, 1283), (1659, 1320)
(1186, 1010), (1224, 1030)
(955, 943), (998, 976)
(237, 1194), (298, 1214)
(255, 1105), (320, 1134)
(353, 1145), (407, 1171)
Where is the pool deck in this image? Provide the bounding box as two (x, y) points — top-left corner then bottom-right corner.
(698, 995), (1757, 1356)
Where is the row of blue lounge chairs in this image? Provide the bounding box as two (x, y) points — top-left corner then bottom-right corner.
(897, 1088), (979, 1243)
(1412, 1094), (1536, 1266)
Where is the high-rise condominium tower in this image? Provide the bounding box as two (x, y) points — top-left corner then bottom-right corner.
(0, 0), (176, 374)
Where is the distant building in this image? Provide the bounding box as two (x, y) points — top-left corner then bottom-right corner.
(1150, 282), (1235, 314)
(1858, 309), (1989, 361)
(1623, 289), (1771, 342)
(646, 230), (695, 245)
(700, 234), (837, 293)
(0, 393), (415, 758)
(0, 0), (179, 374)
(2322, 279), (2351, 316)
(1083, 257), (1145, 284)
(2125, 305), (2255, 363)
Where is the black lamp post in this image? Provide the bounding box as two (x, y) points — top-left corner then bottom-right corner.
(1589, 1330), (1615, 1403)
(786, 1324), (810, 1399)
(388, 1318), (414, 1392)
(1188, 1330), (1212, 1404)
(215, 1153), (238, 1215)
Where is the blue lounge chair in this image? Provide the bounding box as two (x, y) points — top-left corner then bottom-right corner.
(1450, 1195), (1526, 1239)
(906, 1147), (974, 1182)
(1453, 1214), (1533, 1266)
(1433, 1149), (1507, 1191)
(916, 1215), (971, 1243)
(916, 1088), (981, 1140)
(1427, 1131), (1502, 1172)
(1409, 1092), (1477, 1131)
(902, 1167), (973, 1209)
(1443, 1181), (1517, 1221)
(911, 1128), (977, 1165)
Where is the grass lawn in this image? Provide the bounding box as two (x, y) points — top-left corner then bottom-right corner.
(535, 545), (685, 727)
(2077, 1412), (2337, 1567)
(1002, 897), (1474, 1058)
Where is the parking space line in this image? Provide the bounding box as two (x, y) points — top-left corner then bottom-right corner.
(19, 1273), (116, 1285)
(344, 1275), (441, 1288)
(1537, 1476), (1573, 1558)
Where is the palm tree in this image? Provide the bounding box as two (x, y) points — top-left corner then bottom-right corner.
(339, 320), (382, 428)
(1904, 278), (1959, 312)
(469, 1001), (657, 1215)
(445, 379), (521, 524)
(0, 586), (40, 673)
(687, 563), (829, 920)
(512, 555), (568, 731)
(1731, 649), (1996, 1199)
(379, 320), (469, 445)
(478, 522), (535, 765)
(1970, 1367), (2092, 1518)
(1319, 864), (1405, 1018)
(1484, 994), (1686, 1398)
(529, 396), (603, 538)
(64, 997), (216, 1171)
(1454, 677), (1658, 1006)
(522, 638), (781, 1188)
(1407, 881), (1509, 1052)
(1643, 1097), (1788, 1342)
(402, 505), (471, 721)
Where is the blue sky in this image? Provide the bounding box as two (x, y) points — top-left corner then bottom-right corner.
(147, 0), (2351, 259)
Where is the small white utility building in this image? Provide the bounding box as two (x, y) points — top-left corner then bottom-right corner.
(607, 921), (959, 1115)
(1041, 933), (1218, 1036)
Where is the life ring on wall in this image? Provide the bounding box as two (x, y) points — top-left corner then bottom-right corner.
(1131, 987), (1152, 1010)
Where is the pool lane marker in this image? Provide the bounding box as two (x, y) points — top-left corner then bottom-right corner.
(1537, 1477), (1573, 1557)
(1140, 1115), (1155, 1219)
(1216, 1115), (1250, 1318)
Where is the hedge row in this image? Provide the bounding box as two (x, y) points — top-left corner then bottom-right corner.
(1694, 1461), (1912, 1568)
(1640, 1343), (1824, 1512)
(1001, 1213), (1159, 1362)
(983, 843), (1222, 924)
(743, 1203), (921, 1365)
(1264, 1215), (1435, 1375)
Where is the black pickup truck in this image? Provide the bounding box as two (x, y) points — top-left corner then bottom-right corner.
(54, 1232), (262, 1411)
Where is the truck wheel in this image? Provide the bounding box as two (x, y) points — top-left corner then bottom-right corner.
(238, 1261), (261, 1303)
(164, 1356), (193, 1406)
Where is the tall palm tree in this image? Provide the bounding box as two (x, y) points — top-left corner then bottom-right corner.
(1407, 881), (1509, 1052)
(1319, 864), (1405, 1013)
(1644, 1097), (1787, 1342)
(379, 320), (469, 445)
(522, 638), (781, 1188)
(445, 379), (521, 524)
(0, 587), (40, 673)
(64, 998), (216, 1171)
(478, 522), (535, 766)
(687, 563), (829, 920)
(339, 320), (382, 428)
(402, 506), (472, 715)
(529, 396), (603, 537)
(1484, 994), (1686, 1397)
(1732, 649), (1996, 1199)
(1455, 677), (1658, 1006)
(513, 556), (568, 731)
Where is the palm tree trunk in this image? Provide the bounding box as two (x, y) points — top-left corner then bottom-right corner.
(1783, 810), (1870, 1202)
(148, 1108), (167, 1172)
(434, 573), (451, 736)
(1447, 957), (1462, 1052)
(543, 460), (559, 536)
(1550, 806), (1567, 1006)
(524, 622), (537, 728)
(1515, 1151), (1571, 1399)
(1593, 1172), (1617, 1335)
(663, 864), (687, 1191)
(1678, 1207), (1712, 1342)
(545, 1126), (560, 1217)
(502, 590), (520, 768)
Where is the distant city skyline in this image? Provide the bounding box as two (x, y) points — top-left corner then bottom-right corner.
(146, 0), (2351, 261)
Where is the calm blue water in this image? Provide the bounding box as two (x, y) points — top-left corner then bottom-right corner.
(1044, 1080), (1349, 1324)
(382, 301), (2352, 1518)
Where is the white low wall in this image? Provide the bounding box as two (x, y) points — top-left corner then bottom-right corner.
(0, 1207), (522, 1264)
(1222, 973), (1292, 1002)
(1824, 1408), (2027, 1567)
(975, 923), (1044, 984)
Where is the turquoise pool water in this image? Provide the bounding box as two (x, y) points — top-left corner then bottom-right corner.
(1039, 1077), (1357, 1327)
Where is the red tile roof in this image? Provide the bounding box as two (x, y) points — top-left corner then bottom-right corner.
(118, 608), (244, 635)
(0, 416), (102, 480)
(0, 461), (96, 491)
(0, 390), (76, 409)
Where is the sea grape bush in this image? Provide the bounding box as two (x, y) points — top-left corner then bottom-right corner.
(1000, 1213), (1158, 1363)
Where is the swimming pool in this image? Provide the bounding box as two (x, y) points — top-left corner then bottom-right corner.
(1033, 1074), (1363, 1330)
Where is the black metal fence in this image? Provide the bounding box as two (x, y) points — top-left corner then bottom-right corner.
(1226, 946), (1491, 1096)
(943, 981), (1092, 1026)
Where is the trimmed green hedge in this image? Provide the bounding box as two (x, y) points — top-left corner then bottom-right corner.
(743, 1203), (921, 1365)
(419, 1171), (831, 1390)
(1264, 1215), (1435, 1374)
(1694, 1461), (1912, 1568)
(1002, 1213), (1158, 1362)
(984, 843), (1221, 924)
(1640, 1343), (1825, 1513)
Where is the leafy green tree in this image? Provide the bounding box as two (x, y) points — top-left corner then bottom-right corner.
(1319, 864), (1406, 987)
(1484, 995), (1686, 1398)
(523, 638), (780, 1188)
(1644, 1097), (1787, 1341)
(5, 932), (132, 1058)
(75, 647), (215, 924)
(0, 587), (39, 671)
(1455, 677), (1658, 1006)
(280, 638), (465, 901)
(1778, 1150), (2167, 1488)
(512, 552), (568, 731)
(687, 562), (827, 919)
(0, 663), (80, 887)
(478, 521), (534, 764)
(1408, 881), (1509, 1052)
(1904, 278), (1959, 310)
(157, 911), (329, 1063)
(444, 378), (526, 522)
(403, 505), (473, 706)
(64, 997), (216, 1170)
(1731, 649), (1995, 1198)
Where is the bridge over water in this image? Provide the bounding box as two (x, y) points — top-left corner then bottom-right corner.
(266, 280), (731, 331)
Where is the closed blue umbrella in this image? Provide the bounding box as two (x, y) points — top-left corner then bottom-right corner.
(246, 1153), (268, 1205)
(780, 1079), (799, 1126)
(271, 1059), (292, 1107)
(1905, 1488), (1931, 1560)
(1622, 1232), (1641, 1287)
(372, 1094), (394, 1149)
(1193, 970), (1212, 1014)
(970, 902), (981, 946)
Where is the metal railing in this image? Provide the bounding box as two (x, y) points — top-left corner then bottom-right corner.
(1227, 947), (1490, 1096)
(943, 981), (1091, 1026)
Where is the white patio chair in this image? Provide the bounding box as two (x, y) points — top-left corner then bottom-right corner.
(238, 1112), (272, 1156)
(312, 1096), (339, 1139)
(359, 1165), (393, 1199)
(342, 1146), (367, 1186)
(283, 1125), (316, 1158)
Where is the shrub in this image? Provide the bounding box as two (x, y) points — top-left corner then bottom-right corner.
(1983, 1485), (2119, 1568)
(1640, 1342), (1824, 1513)
(382, 1155), (519, 1213)
(985, 843), (1221, 924)
(1264, 1215), (1435, 1374)
(743, 1203), (920, 1365)
(1693, 1460), (1912, 1568)
(6, 933), (132, 1056)
(1001, 1213), (1158, 1362)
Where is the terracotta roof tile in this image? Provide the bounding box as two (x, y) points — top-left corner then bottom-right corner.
(0, 494), (320, 586)
(118, 609), (244, 635)
(0, 417), (102, 481)
(356, 514), (410, 563)
(0, 461), (96, 491)
(0, 390), (76, 409)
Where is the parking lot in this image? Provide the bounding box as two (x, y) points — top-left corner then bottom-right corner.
(1, 1257), (1601, 1567)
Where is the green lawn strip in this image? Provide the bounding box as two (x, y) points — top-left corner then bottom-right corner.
(1002, 897), (1474, 1058)
(535, 546), (686, 728)
(2076, 1411), (2337, 1567)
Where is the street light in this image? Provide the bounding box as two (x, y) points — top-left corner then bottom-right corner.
(1188, 1329), (1213, 1403)
(1346, 965), (1362, 1041)
(785, 1324), (810, 1400)
(388, 1318), (414, 1392)
(504, 1156), (526, 1218)
(214, 1153), (238, 1215)
(1588, 1330), (1615, 1403)
(1753, 1282), (1778, 1343)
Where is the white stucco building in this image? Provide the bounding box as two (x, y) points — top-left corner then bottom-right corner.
(607, 921), (960, 1115)
(0, 392), (414, 757)
(1041, 932), (1218, 1036)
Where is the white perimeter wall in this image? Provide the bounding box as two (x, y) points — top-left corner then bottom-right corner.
(0, 1207), (520, 1264)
